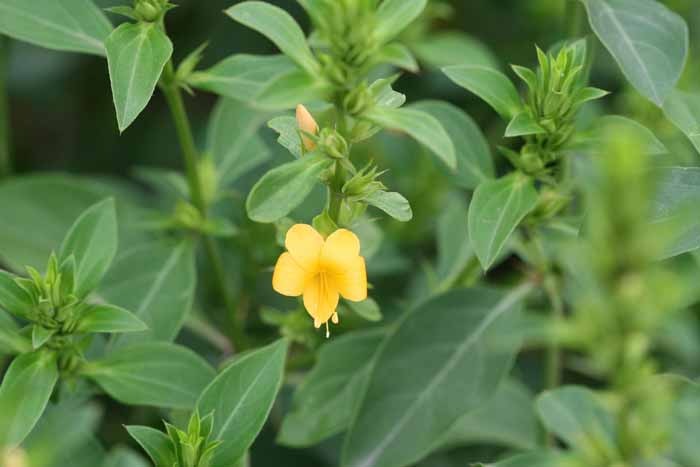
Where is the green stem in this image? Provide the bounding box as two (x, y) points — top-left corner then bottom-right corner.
(160, 62), (246, 350)
(0, 37), (12, 178)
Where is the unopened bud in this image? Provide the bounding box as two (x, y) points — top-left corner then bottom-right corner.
(296, 105), (319, 151)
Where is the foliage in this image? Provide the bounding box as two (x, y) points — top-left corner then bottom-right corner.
(0, 1), (700, 467)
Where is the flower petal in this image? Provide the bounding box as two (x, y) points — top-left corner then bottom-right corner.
(303, 275), (339, 325)
(321, 228), (361, 273)
(334, 256), (367, 301)
(272, 252), (309, 296)
(286, 224), (324, 271)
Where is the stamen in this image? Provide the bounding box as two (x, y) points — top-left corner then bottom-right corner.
(325, 321), (330, 338)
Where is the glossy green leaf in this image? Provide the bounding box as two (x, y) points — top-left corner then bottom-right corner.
(0, 174), (143, 271)
(126, 426), (176, 467)
(76, 304), (147, 334)
(505, 112), (545, 137)
(443, 65), (522, 119)
(364, 191), (412, 222)
(105, 22), (173, 132)
(469, 174), (538, 270)
(410, 100), (493, 189)
(435, 196), (473, 292)
(536, 386), (618, 455)
(663, 90), (700, 154)
(59, 198), (118, 298)
(374, 0), (427, 44)
(246, 152), (333, 223)
(441, 379), (539, 450)
(0, 270), (33, 318)
(585, 115), (667, 155)
(580, 0), (688, 106)
(188, 54), (297, 103)
(226, 1), (319, 75)
(83, 342), (215, 409)
(197, 339), (288, 467)
(31, 325), (55, 349)
(102, 447), (150, 467)
(345, 298), (383, 322)
(24, 400), (102, 467)
(342, 286), (528, 467)
(102, 240), (196, 347)
(279, 330), (385, 447)
(377, 43), (419, 72)
(365, 106), (457, 169)
(0, 310), (30, 354)
(0, 351), (59, 446)
(0, 0), (112, 56)
(206, 98), (271, 186)
(412, 32), (499, 70)
(268, 116), (302, 158)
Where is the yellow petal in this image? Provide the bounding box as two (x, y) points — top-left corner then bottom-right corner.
(303, 274), (339, 325)
(334, 256), (367, 301)
(272, 252), (308, 296)
(321, 228), (361, 273)
(286, 224), (324, 271)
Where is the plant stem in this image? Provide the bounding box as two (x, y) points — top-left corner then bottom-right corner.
(543, 274), (564, 389)
(0, 37), (12, 178)
(160, 62), (246, 350)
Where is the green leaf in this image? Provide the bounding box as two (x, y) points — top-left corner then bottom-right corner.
(105, 22), (173, 132)
(246, 152), (333, 223)
(585, 115), (667, 155)
(0, 174), (143, 271)
(411, 101), (493, 190)
(441, 379), (539, 451)
(482, 452), (569, 467)
(278, 330), (384, 447)
(188, 54), (297, 103)
(377, 43), (419, 72)
(83, 342), (215, 410)
(345, 298), (383, 322)
(649, 167), (700, 259)
(102, 240), (196, 347)
(505, 112), (545, 137)
(24, 400), (102, 467)
(76, 304), (147, 334)
(102, 447), (150, 467)
(197, 339), (288, 467)
(443, 65), (522, 119)
(226, 1), (319, 75)
(365, 106), (457, 169)
(672, 384), (700, 465)
(206, 98), (271, 186)
(342, 286), (528, 467)
(435, 196), (473, 292)
(269, 116), (302, 158)
(32, 325), (55, 349)
(536, 386), (619, 456)
(580, 0), (688, 106)
(412, 32), (499, 70)
(468, 174), (539, 270)
(59, 198), (118, 298)
(0, 0), (112, 56)
(126, 426), (176, 467)
(364, 191), (412, 222)
(663, 90), (700, 154)
(0, 270), (34, 318)
(374, 0), (427, 44)
(255, 68), (329, 110)
(0, 351), (59, 446)
(0, 310), (31, 355)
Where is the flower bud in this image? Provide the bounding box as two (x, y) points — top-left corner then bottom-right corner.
(134, 0), (160, 22)
(2, 448), (28, 467)
(296, 105), (319, 151)
(318, 129), (349, 159)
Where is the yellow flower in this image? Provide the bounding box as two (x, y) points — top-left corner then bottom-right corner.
(296, 104), (319, 151)
(272, 224), (367, 336)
